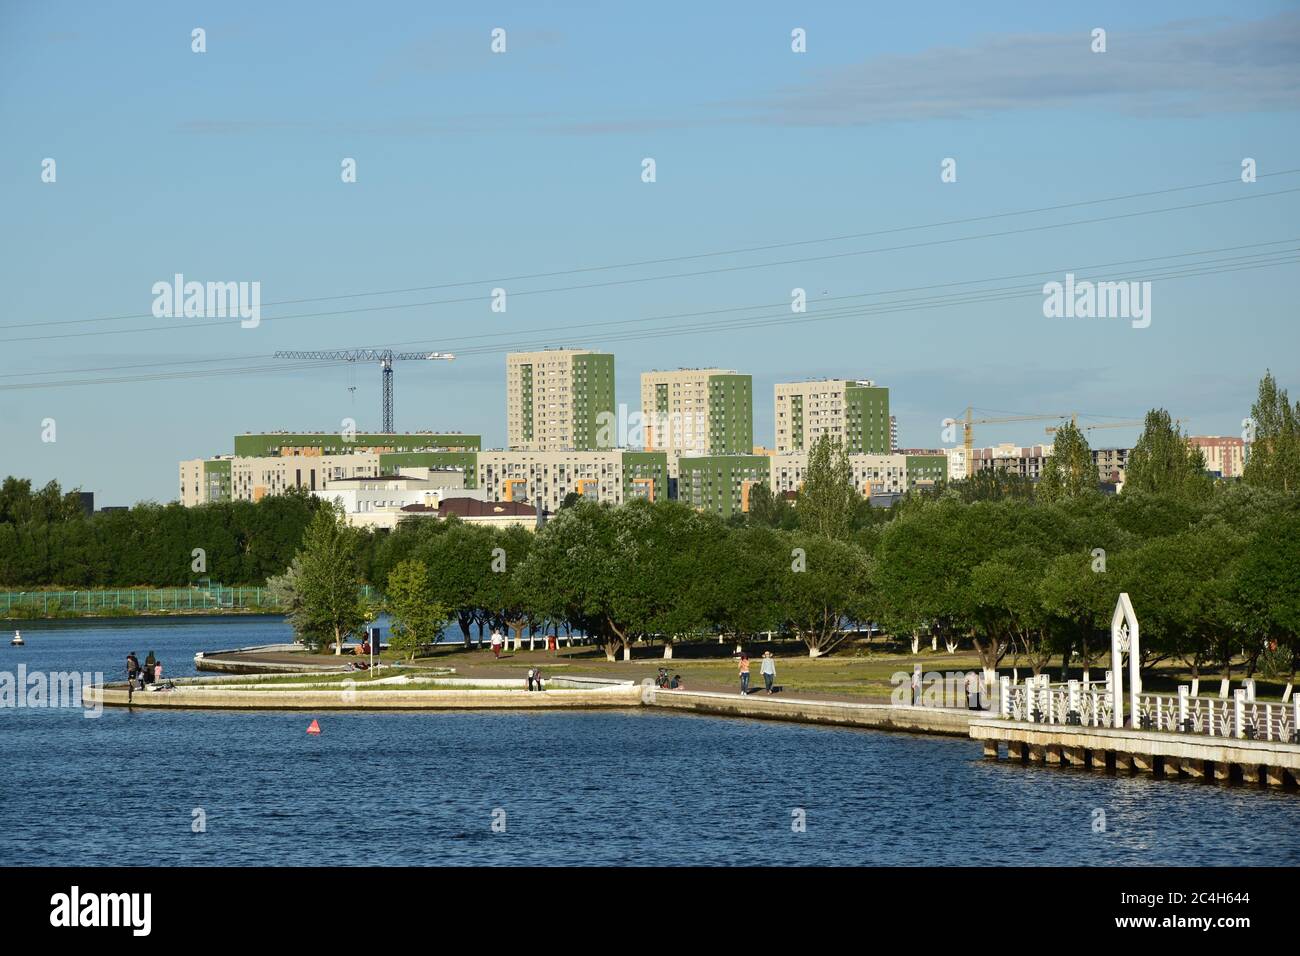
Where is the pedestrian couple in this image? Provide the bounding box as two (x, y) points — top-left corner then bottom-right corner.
(738, 651), (777, 695)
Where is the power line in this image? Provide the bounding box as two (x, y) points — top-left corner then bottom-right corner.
(2, 236), (1292, 380)
(4, 250), (1293, 393)
(5, 243), (1294, 382)
(2, 180), (1297, 345)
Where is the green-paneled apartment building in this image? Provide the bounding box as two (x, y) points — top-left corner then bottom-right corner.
(676, 454), (771, 520)
(774, 379), (890, 455)
(506, 350), (616, 452)
(640, 368), (754, 463)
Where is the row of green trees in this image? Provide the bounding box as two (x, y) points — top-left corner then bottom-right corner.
(0, 481), (328, 587)
(278, 473), (1298, 689)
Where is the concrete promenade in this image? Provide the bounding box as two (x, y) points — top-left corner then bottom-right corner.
(86, 669), (987, 736)
(647, 688), (980, 736)
(971, 718), (1300, 788)
(85, 674), (644, 710)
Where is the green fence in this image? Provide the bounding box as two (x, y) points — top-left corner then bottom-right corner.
(1, 586), (377, 615)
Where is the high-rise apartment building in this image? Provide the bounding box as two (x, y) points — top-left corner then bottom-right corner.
(774, 379), (890, 455)
(506, 350), (615, 451)
(640, 368), (753, 462)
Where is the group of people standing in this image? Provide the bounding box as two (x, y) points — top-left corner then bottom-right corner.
(125, 651), (163, 700)
(738, 651), (777, 696)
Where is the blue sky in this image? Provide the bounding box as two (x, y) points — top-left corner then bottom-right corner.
(2, 0), (1298, 504)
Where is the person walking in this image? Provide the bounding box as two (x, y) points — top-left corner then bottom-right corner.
(761, 651), (776, 694)
(738, 653), (751, 696)
(490, 630), (503, 659)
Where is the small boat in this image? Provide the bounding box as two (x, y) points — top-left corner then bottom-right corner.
(10, 630), (24, 647)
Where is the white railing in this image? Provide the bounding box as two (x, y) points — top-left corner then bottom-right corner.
(1137, 688), (1299, 742)
(999, 677), (1300, 743)
(1000, 675), (1113, 728)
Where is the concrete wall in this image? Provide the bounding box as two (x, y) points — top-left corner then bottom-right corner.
(649, 690), (979, 736)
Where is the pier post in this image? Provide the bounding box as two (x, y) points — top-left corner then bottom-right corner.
(1064, 746), (1085, 767)
(1181, 758), (1205, 780)
(982, 740), (999, 760)
(1265, 766), (1285, 788)
(1115, 752), (1133, 772)
(1090, 749), (1109, 770)
(1132, 752), (1153, 774)
(1008, 741), (1027, 762)
(1045, 744), (1062, 765)
(1240, 763), (1261, 785)
(1213, 761), (1231, 783)
(1028, 745), (1045, 763)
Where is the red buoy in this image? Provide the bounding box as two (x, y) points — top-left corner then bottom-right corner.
(306, 719), (321, 735)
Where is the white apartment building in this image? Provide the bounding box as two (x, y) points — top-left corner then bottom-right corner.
(180, 453), (382, 506)
(768, 452), (909, 498)
(476, 450), (629, 513)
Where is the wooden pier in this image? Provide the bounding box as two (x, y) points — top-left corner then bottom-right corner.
(970, 718), (1300, 789)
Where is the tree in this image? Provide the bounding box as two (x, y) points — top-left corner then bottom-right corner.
(385, 559), (446, 660)
(779, 532), (874, 657)
(1243, 369), (1300, 493)
(291, 502), (369, 654)
(1037, 422), (1095, 502)
(516, 500), (622, 660)
(1233, 510), (1300, 697)
(1124, 409), (1210, 499)
(798, 434), (856, 539)
(968, 548), (1054, 676)
(479, 525), (538, 649)
(1039, 551), (1112, 683)
(745, 482), (791, 528)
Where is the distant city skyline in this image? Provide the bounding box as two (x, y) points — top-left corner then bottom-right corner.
(2, 1), (1297, 503)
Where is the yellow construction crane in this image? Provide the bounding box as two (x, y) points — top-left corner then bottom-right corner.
(951, 407), (1072, 478)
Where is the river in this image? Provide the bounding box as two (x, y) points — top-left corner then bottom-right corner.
(1, 615), (1296, 866)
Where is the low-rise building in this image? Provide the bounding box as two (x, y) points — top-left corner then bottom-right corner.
(677, 455), (771, 520)
(180, 453), (383, 505)
(768, 452), (909, 498)
(475, 449), (669, 513)
(313, 471), (478, 529)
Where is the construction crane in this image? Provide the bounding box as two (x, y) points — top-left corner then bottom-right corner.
(274, 349), (454, 433)
(950, 407), (1072, 478)
(1044, 418), (1185, 435)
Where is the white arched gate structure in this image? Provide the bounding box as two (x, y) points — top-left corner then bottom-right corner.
(1110, 592), (1141, 729)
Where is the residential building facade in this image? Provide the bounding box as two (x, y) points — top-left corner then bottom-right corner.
(506, 349), (615, 451)
(774, 379), (890, 455)
(1187, 435), (1246, 478)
